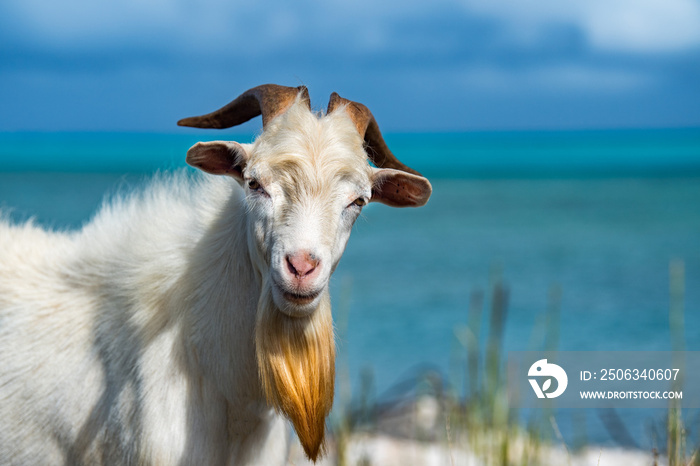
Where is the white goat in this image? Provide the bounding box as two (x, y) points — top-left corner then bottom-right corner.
(0, 84), (432, 465)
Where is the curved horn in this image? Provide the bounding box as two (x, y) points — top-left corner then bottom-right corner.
(327, 92), (421, 176)
(178, 84), (310, 129)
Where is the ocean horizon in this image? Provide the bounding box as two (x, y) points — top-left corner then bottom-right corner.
(1, 128), (700, 177)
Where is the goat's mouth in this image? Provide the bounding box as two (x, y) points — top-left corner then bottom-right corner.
(271, 280), (324, 314)
(281, 288), (321, 305)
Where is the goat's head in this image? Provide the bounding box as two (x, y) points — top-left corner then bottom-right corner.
(179, 84), (431, 460)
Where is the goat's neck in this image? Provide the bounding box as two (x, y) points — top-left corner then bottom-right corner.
(184, 194), (264, 405)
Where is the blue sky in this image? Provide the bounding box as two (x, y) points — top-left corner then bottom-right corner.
(1, 0), (699, 132)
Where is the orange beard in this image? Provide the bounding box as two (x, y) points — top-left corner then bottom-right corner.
(255, 289), (335, 462)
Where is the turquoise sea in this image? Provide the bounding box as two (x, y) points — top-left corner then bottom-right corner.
(1, 129), (700, 449)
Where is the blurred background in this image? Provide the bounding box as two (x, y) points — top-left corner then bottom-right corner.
(1, 0), (700, 463)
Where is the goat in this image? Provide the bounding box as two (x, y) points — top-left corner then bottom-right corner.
(0, 84), (432, 465)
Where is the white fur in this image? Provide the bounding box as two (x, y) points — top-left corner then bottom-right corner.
(0, 174), (286, 465)
(0, 100), (375, 465)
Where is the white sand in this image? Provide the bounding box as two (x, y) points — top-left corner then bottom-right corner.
(287, 434), (661, 466)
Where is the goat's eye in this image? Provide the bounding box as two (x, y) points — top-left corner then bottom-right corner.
(351, 197), (367, 208)
(247, 179), (261, 191)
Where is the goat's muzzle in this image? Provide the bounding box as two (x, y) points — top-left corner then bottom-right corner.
(271, 253), (326, 317)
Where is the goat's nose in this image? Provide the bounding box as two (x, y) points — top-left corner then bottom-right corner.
(286, 252), (320, 279)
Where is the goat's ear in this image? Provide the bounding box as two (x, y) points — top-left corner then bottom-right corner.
(186, 141), (249, 181)
(370, 168), (432, 207)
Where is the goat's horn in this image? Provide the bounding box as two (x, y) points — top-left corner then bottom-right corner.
(178, 84), (310, 129)
(327, 92), (421, 176)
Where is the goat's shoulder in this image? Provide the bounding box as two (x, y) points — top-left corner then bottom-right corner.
(0, 218), (77, 289)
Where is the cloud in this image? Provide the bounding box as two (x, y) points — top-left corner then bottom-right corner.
(5, 0), (180, 47)
(4, 0), (700, 62)
(0, 0), (698, 130)
(460, 0), (700, 53)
